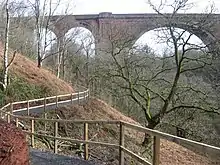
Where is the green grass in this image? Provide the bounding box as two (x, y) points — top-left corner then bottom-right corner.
(0, 75), (46, 106)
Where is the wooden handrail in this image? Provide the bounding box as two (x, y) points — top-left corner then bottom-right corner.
(0, 103), (10, 110)
(2, 114), (220, 165)
(13, 116), (220, 165)
(23, 130), (119, 148)
(44, 95), (57, 100)
(11, 90), (89, 108)
(0, 89), (89, 118)
(10, 115), (121, 124)
(12, 100), (30, 105)
(120, 146), (151, 165)
(0, 88), (220, 165)
(20, 118), (156, 164)
(121, 121), (220, 153)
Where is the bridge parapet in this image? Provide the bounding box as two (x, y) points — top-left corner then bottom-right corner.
(99, 12), (113, 18)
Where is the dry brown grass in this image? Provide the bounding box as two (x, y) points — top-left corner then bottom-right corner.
(0, 42), (74, 95)
(10, 54), (73, 95)
(48, 98), (220, 165)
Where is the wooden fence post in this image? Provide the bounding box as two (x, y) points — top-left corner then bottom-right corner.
(78, 92), (80, 104)
(44, 113), (47, 131)
(84, 91), (86, 101)
(56, 96), (58, 108)
(84, 123), (89, 160)
(153, 136), (160, 165)
(0, 107), (4, 118)
(7, 103), (13, 123)
(44, 97), (46, 113)
(15, 118), (19, 127)
(44, 98), (47, 131)
(87, 90), (90, 101)
(54, 121), (58, 154)
(7, 113), (10, 123)
(27, 100), (30, 116)
(10, 103), (13, 114)
(71, 93), (73, 104)
(31, 119), (35, 148)
(119, 122), (125, 165)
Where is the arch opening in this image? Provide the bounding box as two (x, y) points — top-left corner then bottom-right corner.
(134, 27), (207, 56)
(34, 28), (57, 57)
(62, 27), (95, 85)
(64, 27), (95, 56)
(33, 28), (58, 68)
(41, 28), (57, 51)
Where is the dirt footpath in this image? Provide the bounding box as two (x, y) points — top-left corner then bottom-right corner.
(30, 149), (99, 165)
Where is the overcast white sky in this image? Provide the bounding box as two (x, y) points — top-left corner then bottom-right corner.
(68, 0), (220, 14)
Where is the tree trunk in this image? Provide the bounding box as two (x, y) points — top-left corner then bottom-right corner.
(36, 20), (41, 68)
(61, 49), (65, 79)
(2, 0), (10, 91)
(142, 119), (159, 146)
(86, 51), (89, 88)
(35, 0), (41, 68)
(57, 37), (64, 78)
(37, 57), (42, 68)
(36, 27), (42, 68)
(57, 51), (62, 78)
(57, 63), (60, 78)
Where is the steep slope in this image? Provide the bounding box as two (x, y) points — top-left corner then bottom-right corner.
(10, 53), (73, 95)
(0, 43), (74, 103)
(41, 98), (219, 165)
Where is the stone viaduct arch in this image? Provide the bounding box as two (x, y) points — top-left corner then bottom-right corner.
(133, 23), (215, 52)
(15, 12), (220, 55)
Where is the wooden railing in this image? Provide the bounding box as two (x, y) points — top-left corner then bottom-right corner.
(0, 91), (220, 165)
(10, 89), (89, 115)
(0, 90), (89, 118)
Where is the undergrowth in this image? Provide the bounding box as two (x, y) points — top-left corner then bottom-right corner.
(0, 75), (47, 105)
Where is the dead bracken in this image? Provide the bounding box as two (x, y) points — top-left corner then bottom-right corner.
(0, 119), (29, 165)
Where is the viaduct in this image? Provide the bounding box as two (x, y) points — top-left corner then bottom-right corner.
(15, 12), (220, 54)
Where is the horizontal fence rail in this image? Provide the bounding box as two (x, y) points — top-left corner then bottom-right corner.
(6, 90), (89, 115)
(0, 88), (220, 165)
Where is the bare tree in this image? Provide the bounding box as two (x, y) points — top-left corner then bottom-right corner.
(1, 0), (16, 90)
(80, 34), (95, 87)
(92, 0), (220, 145)
(54, 27), (94, 80)
(25, 0), (61, 68)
